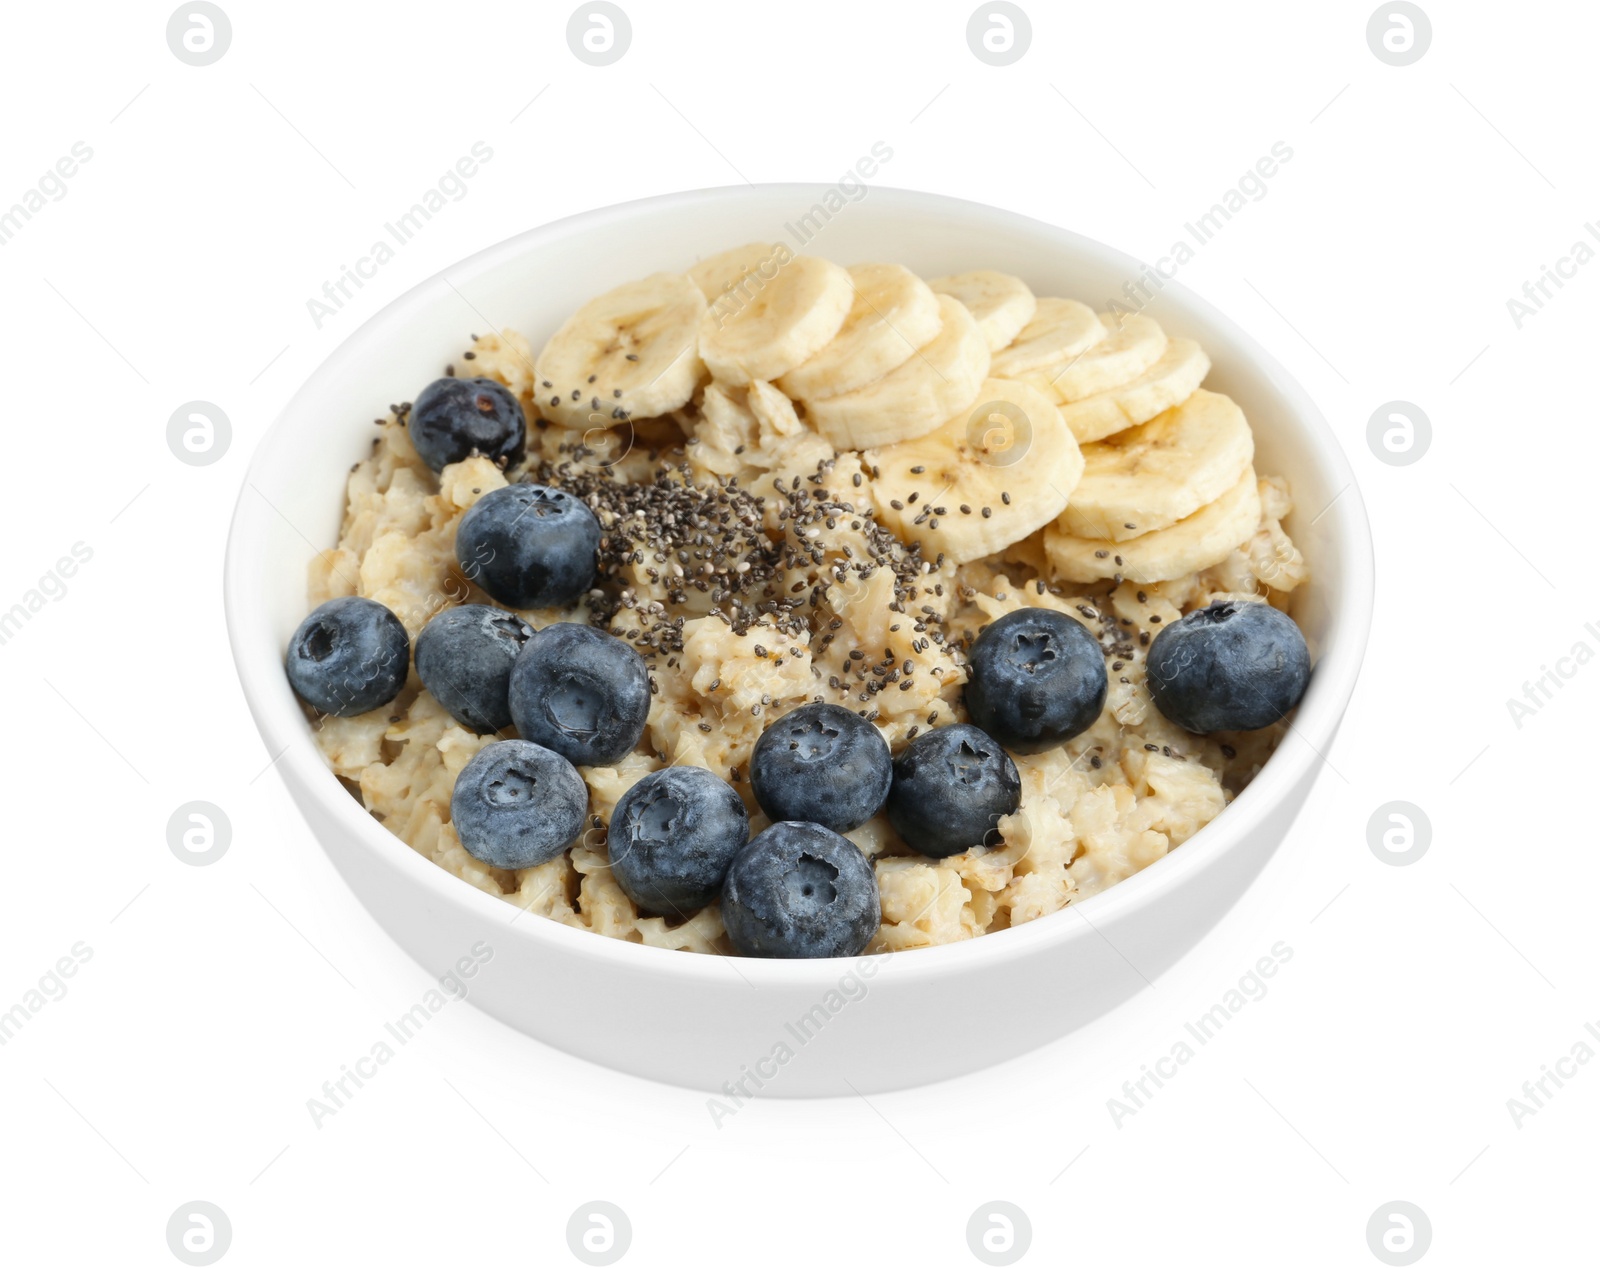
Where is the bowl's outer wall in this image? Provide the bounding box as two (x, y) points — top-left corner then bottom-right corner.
(227, 186), (1371, 1096)
(286, 735), (1327, 1095)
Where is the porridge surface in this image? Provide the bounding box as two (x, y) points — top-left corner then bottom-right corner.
(307, 273), (1308, 956)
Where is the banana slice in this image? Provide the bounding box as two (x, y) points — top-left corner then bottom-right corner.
(1058, 389), (1254, 542)
(867, 378), (1083, 564)
(1057, 337), (1211, 443)
(801, 295), (991, 451)
(1044, 469), (1262, 583)
(698, 255), (853, 385)
(534, 271), (707, 426)
(989, 297), (1106, 380)
(688, 241), (789, 303)
(776, 263), (942, 400)
(928, 270), (1037, 353)
(1034, 312), (1167, 403)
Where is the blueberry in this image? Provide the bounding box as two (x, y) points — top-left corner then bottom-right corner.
(721, 821), (879, 958)
(408, 377), (527, 473)
(750, 703), (892, 834)
(1146, 600), (1311, 733)
(508, 622), (650, 767)
(608, 766), (749, 915)
(965, 608), (1108, 753)
(413, 604), (533, 734)
(455, 483), (600, 610)
(886, 724), (1021, 859)
(450, 739), (587, 870)
(285, 596), (409, 717)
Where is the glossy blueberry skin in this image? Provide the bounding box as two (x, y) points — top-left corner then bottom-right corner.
(721, 821), (879, 959)
(454, 483), (600, 610)
(450, 739), (587, 870)
(608, 766), (750, 915)
(965, 608), (1108, 754)
(507, 622), (650, 767)
(408, 376), (527, 473)
(413, 605), (534, 734)
(1146, 600), (1311, 734)
(887, 723), (1021, 859)
(750, 703), (892, 834)
(285, 596), (409, 717)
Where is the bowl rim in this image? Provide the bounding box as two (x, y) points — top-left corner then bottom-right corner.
(224, 182), (1374, 987)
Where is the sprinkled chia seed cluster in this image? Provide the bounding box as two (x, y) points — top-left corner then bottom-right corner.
(527, 437), (961, 704)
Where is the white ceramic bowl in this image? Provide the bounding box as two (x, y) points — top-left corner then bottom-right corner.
(225, 184), (1372, 1096)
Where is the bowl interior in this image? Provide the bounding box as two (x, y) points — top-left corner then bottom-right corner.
(229, 184), (1369, 976)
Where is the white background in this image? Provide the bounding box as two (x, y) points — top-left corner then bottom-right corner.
(1, 1), (1593, 1264)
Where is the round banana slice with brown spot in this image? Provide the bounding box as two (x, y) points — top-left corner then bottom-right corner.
(928, 269), (1037, 353)
(802, 294), (991, 451)
(990, 297), (1106, 380)
(777, 263), (942, 400)
(867, 377), (1083, 565)
(1058, 388), (1254, 542)
(1033, 312), (1167, 403)
(1057, 337), (1211, 443)
(533, 271), (708, 427)
(688, 242), (790, 302)
(1044, 469), (1263, 583)
(698, 255), (854, 385)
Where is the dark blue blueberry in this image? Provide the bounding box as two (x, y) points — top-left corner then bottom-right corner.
(965, 608), (1108, 753)
(408, 377), (527, 473)
(721, 821), (879, 958)
(886, 723), (1021, 859)
(608, 766), (750, 915)
(750, 703), (892, 834)
(1146, 600), (1311, 733)
(455, 483), (600, 610)
(507, 622), (650, 767)
(413, 604), (534, 734)
(450, 739), (587, 870)
(285, 596), (409, 717)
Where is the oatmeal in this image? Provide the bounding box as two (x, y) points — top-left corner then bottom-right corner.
(294, 247), (1310, 956)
